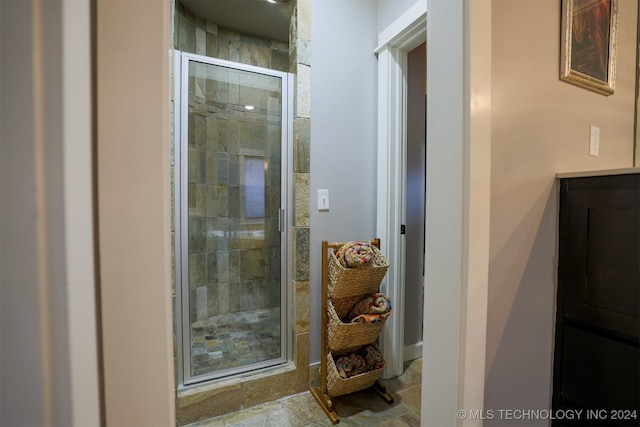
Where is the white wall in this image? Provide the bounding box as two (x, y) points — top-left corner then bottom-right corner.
(485, 0), (638, 424)
(1, 2), (47, 424)
(377, 0), (420, 33)
(60, 1), (102, 424)
(0, 0), (99, 425)
(309, 0), (380, 362)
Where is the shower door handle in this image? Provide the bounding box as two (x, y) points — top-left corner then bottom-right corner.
(278, 209), (285, 232)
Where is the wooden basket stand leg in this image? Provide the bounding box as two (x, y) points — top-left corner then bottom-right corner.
(372, 378), (394, 403)
(310, 240), (340, 424)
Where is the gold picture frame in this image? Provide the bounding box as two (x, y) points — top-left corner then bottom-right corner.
(560, 0), (618, 96)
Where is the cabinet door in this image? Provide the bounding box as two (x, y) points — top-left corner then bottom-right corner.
(553, 174), (639, 426)
(561, 174), (639, 338)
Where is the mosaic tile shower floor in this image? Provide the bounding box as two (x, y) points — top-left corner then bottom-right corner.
(190, 307), (281, 377)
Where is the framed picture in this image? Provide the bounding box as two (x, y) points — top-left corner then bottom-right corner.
(560, 0), (618, 95)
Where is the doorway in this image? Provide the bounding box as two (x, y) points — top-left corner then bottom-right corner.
(174, 52), (292, 386)
(375, 3), (426, 378)
(404, 42), (426, 361)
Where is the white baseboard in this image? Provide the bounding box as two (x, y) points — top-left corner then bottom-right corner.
(404, 341), (423, 362)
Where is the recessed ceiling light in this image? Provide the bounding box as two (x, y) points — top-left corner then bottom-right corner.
(267, 0), (277, 3)
(245, 105), (255, 110)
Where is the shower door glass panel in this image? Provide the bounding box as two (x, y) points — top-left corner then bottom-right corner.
(180, 54), (287, 383)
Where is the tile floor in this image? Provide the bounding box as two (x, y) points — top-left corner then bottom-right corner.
(186, 358), (422, 426)
(190, 307), (281, 377)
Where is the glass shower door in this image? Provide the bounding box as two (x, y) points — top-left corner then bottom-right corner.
(176, 53), (290, 385)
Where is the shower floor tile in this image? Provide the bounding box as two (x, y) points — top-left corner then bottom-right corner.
(190, 307), (281, 376)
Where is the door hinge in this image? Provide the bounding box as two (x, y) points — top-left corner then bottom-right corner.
(401, 224), (406, 234)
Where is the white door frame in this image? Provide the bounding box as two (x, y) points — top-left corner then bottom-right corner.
(376, 4), (492, 426)
(375, 1), (427, 379)
(422, 0), (492, 425)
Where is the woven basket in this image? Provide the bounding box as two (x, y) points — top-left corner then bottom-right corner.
(327, 300), (385, 351)
(326, 350), (385, 397)
(328, 245), (389, 300)
(329, 295), (362, 320)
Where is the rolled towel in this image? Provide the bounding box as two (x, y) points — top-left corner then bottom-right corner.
(363, 345), (384, 371)
(351, 354), (368, 376)
(345, 293), (392, 323)
(335, 242), (375, 268)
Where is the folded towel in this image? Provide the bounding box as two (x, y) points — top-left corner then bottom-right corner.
(335, 242), (375, 268)
(345, 293), (392, 324)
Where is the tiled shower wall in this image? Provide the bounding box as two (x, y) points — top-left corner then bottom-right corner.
(172, 1), (313, 423)
(185, 63), (283, 321)
(174, 3), (291, 322)
(174, 2), (289, 72)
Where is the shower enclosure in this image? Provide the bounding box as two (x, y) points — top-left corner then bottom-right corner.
(174, 52), (292, 386)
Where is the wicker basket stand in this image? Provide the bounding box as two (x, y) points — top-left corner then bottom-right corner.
(310, 239), (394, 424)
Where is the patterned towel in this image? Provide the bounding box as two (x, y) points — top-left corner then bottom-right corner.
(335, 353), (367, 379)
(345, 293), (392, 324)
(334, 346), (384, 378)
(363, 345), (384, 371)
(335, 242), (375, 268)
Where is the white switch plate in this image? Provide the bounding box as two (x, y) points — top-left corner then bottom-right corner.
(589, 125), (600, 156)
(318, 189), (329, 211)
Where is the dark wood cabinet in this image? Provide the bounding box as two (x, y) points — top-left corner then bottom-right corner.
(553, 172), (640, 426)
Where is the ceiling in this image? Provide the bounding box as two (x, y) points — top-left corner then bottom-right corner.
(181, 0), (290, 43)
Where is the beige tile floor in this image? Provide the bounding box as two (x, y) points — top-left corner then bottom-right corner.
(187, 358), (422, 427)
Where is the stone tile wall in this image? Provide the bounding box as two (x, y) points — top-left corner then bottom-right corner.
(174, 2), (289, 322)
(174, 2), (289, 72)
(186, 61), (283, 322)
(289, 0), (312, 395)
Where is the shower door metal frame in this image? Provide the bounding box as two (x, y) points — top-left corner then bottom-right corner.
(174, 51), (294, 387)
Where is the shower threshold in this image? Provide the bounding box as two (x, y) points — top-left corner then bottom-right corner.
(190, 307), (281, 377)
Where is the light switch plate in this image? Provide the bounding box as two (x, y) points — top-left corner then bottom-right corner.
(318, 189), (329, 211)
(589, 125), (600, 156)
